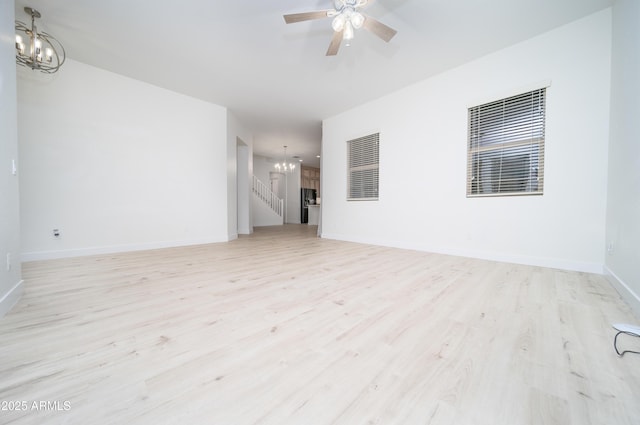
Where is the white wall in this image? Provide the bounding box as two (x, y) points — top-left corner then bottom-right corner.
(605, 0), (640, 317)
(253, 155), (277, 189)
(322, 10), (612, 273)
(251, 195), (284, 227)
(228, 112), (254, 238)
(284, 166), (301, 224)
(18, 59), (229, 260)
(237, 141), (252, 235)
(0, 0), (23, 316)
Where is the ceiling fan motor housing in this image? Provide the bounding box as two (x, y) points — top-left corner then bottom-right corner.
(334, 0), (368, 10)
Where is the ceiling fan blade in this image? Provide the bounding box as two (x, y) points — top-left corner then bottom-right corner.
(284, 10), (333, 24)
(362, 16), (397, 42)
(326, 30), (344, 56)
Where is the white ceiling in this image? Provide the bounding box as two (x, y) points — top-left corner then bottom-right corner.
(15, 0), (613, 168)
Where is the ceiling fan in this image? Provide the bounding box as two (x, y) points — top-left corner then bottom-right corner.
(283, 0), (397, 56)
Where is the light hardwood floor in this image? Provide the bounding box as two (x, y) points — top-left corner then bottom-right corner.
(1, 225), (639, 425)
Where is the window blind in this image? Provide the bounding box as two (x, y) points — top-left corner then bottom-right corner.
(467, 88), (546, 197)
(348, 133), (379, 200)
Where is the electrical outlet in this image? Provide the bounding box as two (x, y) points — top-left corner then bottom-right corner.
(6, 253), (11, 271)
(12, 159), (17, 176)
(53, 228), (60, 238)
(607, 242), (615, 255)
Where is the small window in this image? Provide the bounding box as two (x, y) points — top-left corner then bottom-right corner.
(467, 88), (546, 197)
(347, 133), (379, 201)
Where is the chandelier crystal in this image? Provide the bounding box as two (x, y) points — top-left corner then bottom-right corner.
(274, 146), (296, 173)
(15, 7), (66, 74)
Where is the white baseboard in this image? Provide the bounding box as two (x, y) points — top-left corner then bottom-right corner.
(0, 280), (24, 318)
(21, 237), (228, 262)
(320, 233), (604, 274)
(604, 266), (640, 320)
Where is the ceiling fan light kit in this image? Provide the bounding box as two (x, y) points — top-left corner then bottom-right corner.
(284, 0), (397, 56)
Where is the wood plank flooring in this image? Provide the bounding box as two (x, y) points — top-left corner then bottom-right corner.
(1, 224), (639, 425)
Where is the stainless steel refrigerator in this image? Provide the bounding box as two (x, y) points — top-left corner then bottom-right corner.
(300, 188), (316, 223)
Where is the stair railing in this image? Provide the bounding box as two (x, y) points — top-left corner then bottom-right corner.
(253, 175), (284, 217)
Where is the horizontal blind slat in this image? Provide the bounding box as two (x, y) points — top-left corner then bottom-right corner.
(467, 88), (545, 197)
(348, 133), (379, 200)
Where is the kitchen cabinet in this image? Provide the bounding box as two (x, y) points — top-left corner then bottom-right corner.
(301, 166), (320, 192)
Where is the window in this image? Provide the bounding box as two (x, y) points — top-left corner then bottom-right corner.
(467, 88), (546, 197)
(347, 133), (379, 200)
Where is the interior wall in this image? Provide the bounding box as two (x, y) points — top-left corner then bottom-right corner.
(605, 0), (640, 317)
(322, 10), (612, 273)
(254, 154), (288, 200)
(251, 194), (284, 227)
(285, 167), (301, 224)
(0, 0), (23, 317)
(227, 112), (253, 239)
(253, 155), (277, 186)
(18, 59), (229, 260)
(237, 140), (252, 235)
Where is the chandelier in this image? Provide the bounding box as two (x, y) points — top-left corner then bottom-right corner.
(274, 146), (296, 173)
(15, 7), (66, 74)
